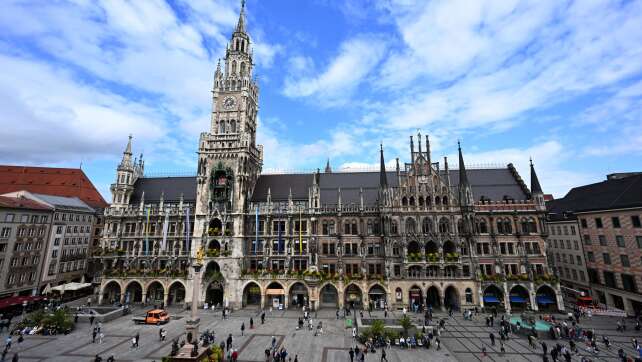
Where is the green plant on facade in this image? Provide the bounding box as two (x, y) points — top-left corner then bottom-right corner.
(445, 252), (460, 262)
(426, 253), (439, 262)
(206, 248), (220, 258)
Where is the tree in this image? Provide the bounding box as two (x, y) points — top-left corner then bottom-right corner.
(370, 319), (385, 338)
(399, 315), (413, 337)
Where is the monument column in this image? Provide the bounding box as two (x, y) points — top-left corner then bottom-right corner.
(185, 262), (203, 343)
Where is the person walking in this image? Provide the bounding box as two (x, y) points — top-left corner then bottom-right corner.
(135, 333), (139, 348)
(250, 317), (254, 329)
(92, 328), (97, 343)
(159, 328), (163, 341)
(94, 354), (102, 362)
(381, 347), (388, 361)
(271, 336), (276, 350)
(241, 322), (245, 336)
(500, 341), (506, 354)
(349, 347), (355, 362)
(89, 315), (95, 326)
(99, 332), (104, 344)
(336, 310), (339, 320)
(11, 353), (18, 362)
(226, 334), (233, 351)
(542, 341), (548, 356)
(294, 354), (298, 362)
(261, 312), (266, 325)
(490, 332), (495, 346)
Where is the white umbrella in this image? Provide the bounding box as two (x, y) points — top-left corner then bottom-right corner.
(42, 283), (52, 295)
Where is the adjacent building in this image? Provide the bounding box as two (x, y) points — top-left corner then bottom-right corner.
(0, 195), (52, 298)
(2, 191), (95, 290)
(544, 207), (590, 295)
(95, 2), (562, 313)
(0, 165), (108, 282)
(545, 173), (642, 315)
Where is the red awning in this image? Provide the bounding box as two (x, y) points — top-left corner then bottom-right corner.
(578, 296), (593, 301)
(0, 295), (44, 310)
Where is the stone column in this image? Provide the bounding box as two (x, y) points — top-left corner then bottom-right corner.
(163, 292), (170, 308)
(503, 282), (511, 314)
(529, 288), (539, 311)
(185, 264), (202, 343)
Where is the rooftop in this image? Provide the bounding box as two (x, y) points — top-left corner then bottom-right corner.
(0, 165), (107, 209)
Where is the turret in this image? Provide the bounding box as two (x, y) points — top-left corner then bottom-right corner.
(324, 159), (332, 173)
(530, 158), (545, 210)
(457, 142), (474, 208)
(426, 134), (431, 174)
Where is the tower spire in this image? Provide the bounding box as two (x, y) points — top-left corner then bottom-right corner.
(457, 141), (474, 207)
(325, 159), (332, 173)
(426, 134), (431, 174)
(458, 141), (469, 187)
(236, 0), (247, 33)
(530, 158), (543, 194)
(379, 143), (388, 188)
(119, 134), (133, 168)
(410, 135), (415, 164)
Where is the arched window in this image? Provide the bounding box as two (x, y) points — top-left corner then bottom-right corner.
(422, 218), (432, 234)
(230, 120), (236, 133)
(405, 218), (416, 234)
(409, 196), (415, 206)
(240, 62), (246, 76)
(391, 220), (398, 235)
(435, 196), (441, 205)
(219, 121), (225, 134)
(465, 288), (473, 303)
(235, 39), (239, 51)
(529, 218), (537, 233)
(443, 196), (448, 205)
(426, 196), (432, 206)
(477, 219), (488, 234)
(496, 219), (504, 234)
(402, 197), (408, 206)
(418, 197), (424, 207)
(504, 220), (512, 234)
(439, 218), (450, 234)
(231, 60), (237, 75)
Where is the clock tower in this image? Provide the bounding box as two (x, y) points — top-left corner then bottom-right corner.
(193, 0), (262, 258)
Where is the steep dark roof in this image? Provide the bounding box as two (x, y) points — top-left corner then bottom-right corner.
(251, 167), (529, 205)
(448, 168), (530, 201)
(251, 172), (398, 206)
(547, 174), (642, 213)
(130, 177), (197, 204)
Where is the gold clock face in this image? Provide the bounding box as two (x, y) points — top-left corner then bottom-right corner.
(223, 96), (236, 110)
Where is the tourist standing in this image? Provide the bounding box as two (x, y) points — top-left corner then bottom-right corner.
(241, 322), (245, 336)
(250, 317), (254, 329)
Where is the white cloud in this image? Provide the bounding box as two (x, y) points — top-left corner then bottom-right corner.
(283, 35), (388, 106)
(0, 54), (167, 163)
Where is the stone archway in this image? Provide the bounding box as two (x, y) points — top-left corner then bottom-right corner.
(168, 281), (186, 306)
(205, 280), (224, 307)
(409, 285), (423, 310)
(266, 282), (285, 309)
(368, 284), (387, 310)
(146, 281), (164, 305)
(426, 286), (441, 309)
(289, 282), (309, 309)
(102, 281), (121, 305)
(242, 281), (261, 307)
(536, 285), (558, 311)
(483, 284), (504, 307)
(444, 285), (459, 310)
(319, 284), (339, 309)
(344, 284), (363, 309)
(124, 281), (143, 304)
(510, 285), (530, 311)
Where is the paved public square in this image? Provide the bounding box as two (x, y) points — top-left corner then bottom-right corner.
(2, 305), (642, 361)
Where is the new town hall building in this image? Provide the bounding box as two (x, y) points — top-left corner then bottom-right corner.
(95, 3), (563, 313)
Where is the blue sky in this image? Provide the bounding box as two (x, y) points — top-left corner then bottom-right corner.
(1, 0), (641, 200)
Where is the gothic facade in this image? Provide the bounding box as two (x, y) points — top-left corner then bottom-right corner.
(96, 3), (562, 313)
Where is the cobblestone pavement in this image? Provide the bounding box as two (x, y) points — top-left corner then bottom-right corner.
(0, 306), (454, 362)
(2, 306), (641, 361)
